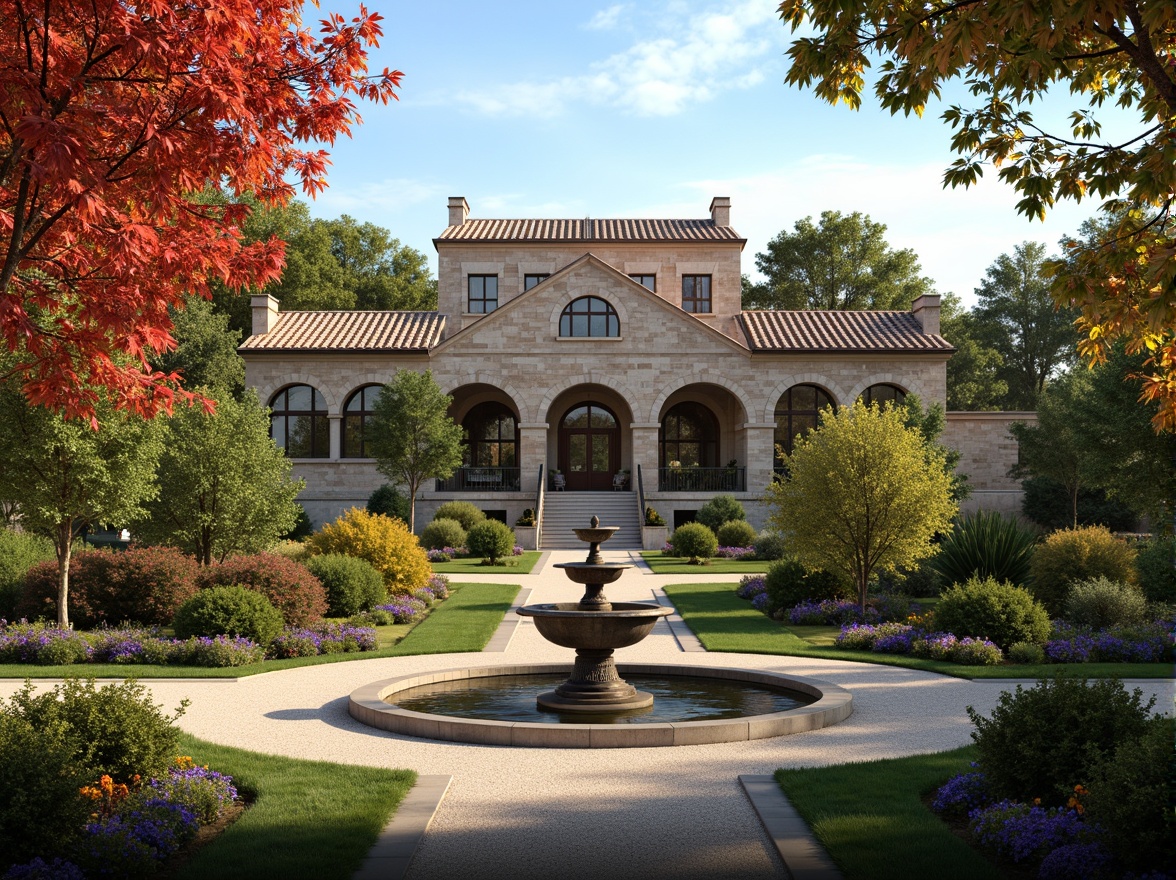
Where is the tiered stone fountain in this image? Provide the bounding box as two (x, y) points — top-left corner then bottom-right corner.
(516, 516), (671, 712)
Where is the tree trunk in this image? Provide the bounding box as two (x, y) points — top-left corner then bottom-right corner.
(201, 526), (212, 566)
(55, 518), (73, 629)
(407, 479), (418, 533)
(1070, 483), (1079, 529)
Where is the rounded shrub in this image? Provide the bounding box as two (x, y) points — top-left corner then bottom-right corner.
(695, 495), (745, 532)
(1029, 525), (1137, 615)
(967, 676), (1157, 806)
(1007, 641), (1045, 664)
(764, 556), (848, 614)
(1063, 576), (1148, 629)
(752, 531), (788, 562)
(367, 484), (410, 523)
(465, 520), (516, 564)
(1135, 536), (1176, 604)
(933, 576), (1050, 650)
(668, 522), (718, 563)
(198, 552), (326, 627)
(173, 586), (284, 646)
(303, 554), (386, 617)
(432, 501), (485, 531)
(715, 520), (756, 549)
(307, 508), (431, 595)
(0, 529), (55, 620)
(420, 518), (467, 552)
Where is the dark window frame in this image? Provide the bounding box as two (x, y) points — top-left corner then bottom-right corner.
(523, 273), (550, 291)
(774, 384), (835, 457)
(341, 384), (382, 459)
(269, 384), (329, 459)
(628, 273), (656, 291)
(682, 274), (712, 313)
(861, 383), (907, 408)
(462, 401), (518, 467)
(558, 296), (620, 338)
(659, 401), (719, 468)
(467, 274), (499, 313)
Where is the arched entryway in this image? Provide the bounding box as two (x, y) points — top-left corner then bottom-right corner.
(558, 402), (619, 491)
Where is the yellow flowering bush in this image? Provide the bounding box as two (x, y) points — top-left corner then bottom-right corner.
(308, 508), (431, 593)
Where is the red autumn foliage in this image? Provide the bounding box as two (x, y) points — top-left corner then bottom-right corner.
(197, 552), (327, 627)
(0, 0), (402, 421)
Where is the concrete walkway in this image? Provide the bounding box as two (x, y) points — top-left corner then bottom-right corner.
(3, 552), (1172, 880)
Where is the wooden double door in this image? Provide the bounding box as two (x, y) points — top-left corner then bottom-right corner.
(558, 402), (619, 491)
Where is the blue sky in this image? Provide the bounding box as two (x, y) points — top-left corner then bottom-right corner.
(308, 0), (1125, 308)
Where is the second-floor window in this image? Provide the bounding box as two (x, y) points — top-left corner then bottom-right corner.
(682, 275), (711, 313)
(628, 274), (656, 291)
(524, 273), (550, 291)
(468, 275), (498, 313)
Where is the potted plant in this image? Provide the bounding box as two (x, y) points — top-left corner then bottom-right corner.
(642, 505), (668, 550)
(514, 508), (538, 550)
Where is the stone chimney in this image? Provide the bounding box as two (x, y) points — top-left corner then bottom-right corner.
(911, 294), (941, 335)
(709, 196), (731, 227)
(251, 294), (279, 336)
(448, 196), (470, 227)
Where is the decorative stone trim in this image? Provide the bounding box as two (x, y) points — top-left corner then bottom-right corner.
(647, 371), (755, 424)
(759, 375), (846, 422)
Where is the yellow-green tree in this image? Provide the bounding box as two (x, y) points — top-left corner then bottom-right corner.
(778, 0), (1176, 430)
(765, 402), (957, 610)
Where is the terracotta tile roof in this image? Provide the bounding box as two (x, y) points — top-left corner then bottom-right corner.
(739, 310), (953, 353)
(436, 218), (744, 243)
(239, 311), (444, 352)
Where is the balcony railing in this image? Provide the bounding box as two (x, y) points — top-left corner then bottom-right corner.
(435, 466), (521, 492)
(656, 467), (746, 493)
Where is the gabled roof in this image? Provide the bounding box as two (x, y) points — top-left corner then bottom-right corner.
(739, 310), (953, 353)
(435, 218), (744, 244)
(239, 311), (444, 352)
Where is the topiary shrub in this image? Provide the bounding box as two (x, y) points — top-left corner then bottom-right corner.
(752, 531), (788, 562)
(668, 522), (718, 564)
(0, 529), (55, 621)
(307, 508), (431, 596)
(465, 520), (515, 564)
(419, 518), (467, 552)
(432, 501), (485, 531)
(1083, 716), (1175, 870)
(174, 585), (284, 646)
(932, 510), (1037, 588)
(1135, 536), (1176, 604)
(764, 556), (848, 615)
(1029, 525), (1138, 615)
(967, 676), (1157, 806)
(303, 554), (386, 617)
(644, 506), (666, 526)
(695, 495), (745, 532)
(1063, 576), (1148, 629)
(933, 576), (1050, 650)
(198, 552), (326, 627)
(366, 484), (410, 523)
(716, 520), (756, 549)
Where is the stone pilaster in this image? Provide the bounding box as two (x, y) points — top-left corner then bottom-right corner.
(630, 424), (660, 490)
(328, 415), (342, 460)
(517, 423), (549, 485)
(742, 423), (777, 493)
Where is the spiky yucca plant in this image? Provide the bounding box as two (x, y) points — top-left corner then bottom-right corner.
(932, 511), (1037, 588)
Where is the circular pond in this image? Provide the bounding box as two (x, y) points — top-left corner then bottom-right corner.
(349, 663), (853, 748)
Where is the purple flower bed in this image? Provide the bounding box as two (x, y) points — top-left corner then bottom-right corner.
(427, 574), (450, 599)
(2, 858), (86, 880)
(931, 767), (992, 817)
(789, 600), (880, 626)
(1044, 619), (1174, 664)
(375, 597), (427, 624)
(512, 545), (524, 556)
(735, 575), (766, 600)
(715, 546), (756, 559)
(0, 620), (91, 665)
(0, 622), (265, 667)
(968, 800), (1086, 863)
(426, 549), (452, 562)
(1038, 842), (1116, 880)
(267, 622), (378, 659)
(835, 622), (1003, 665)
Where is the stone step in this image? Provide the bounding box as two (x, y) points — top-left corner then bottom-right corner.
(540, 492), (641, 549)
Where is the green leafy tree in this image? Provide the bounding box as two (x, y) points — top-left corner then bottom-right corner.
(777, 0), (1176, 429)
(325, 215), (438, 311)
(973, 242), (1077, 409)
(133, 390), (304, 565)
(1009, 371), (1090, 528)
(151, 296), (245, 398)
(742, 210), (935, 310)
(0, 381), (162, 627)
(765, 401), (957, 610)
(940, 294), (1007, 410)
(368, 370), (463, 532)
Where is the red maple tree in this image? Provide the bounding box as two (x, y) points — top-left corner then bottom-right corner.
(0, 0), (402, 420)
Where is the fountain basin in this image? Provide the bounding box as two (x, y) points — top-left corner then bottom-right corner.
(516, 602), (671, 650)
(551, 562), (627, 585)
(348, 663), (854, 748)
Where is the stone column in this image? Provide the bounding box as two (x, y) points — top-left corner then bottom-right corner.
(630, 424), (660, 491)
(517, 423), (549, 487)
(742, 423), (777, 493)
(328, 415), (342, 460)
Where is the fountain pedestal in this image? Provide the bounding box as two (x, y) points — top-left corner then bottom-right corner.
(516, 517), (671, 714)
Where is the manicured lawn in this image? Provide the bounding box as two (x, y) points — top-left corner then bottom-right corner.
(0, 582), (520, 678)
(175, 733), (415, 880)
(663, 582), (1173, 679)
(775, 746), (1001, 880)
(431, 551), (542, 574)
(639, 551), (769, 574)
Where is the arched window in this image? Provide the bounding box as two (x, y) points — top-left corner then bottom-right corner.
(774, 384), (834, 456)
(659, 402), (718, 467)
(861, 383), (907, 408)
(342, 385), (381, 458)
(270, 384), (328, 458)
(462, 402), (517, 467)
(559, 296), (619, 338)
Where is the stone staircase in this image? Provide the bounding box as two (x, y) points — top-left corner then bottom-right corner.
(540, 491), (641, 549)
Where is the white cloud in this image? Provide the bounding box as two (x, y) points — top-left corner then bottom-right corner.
(314, 178), (447, 215)
(452, 0), (780, 118)
(584, 4), (626, 30)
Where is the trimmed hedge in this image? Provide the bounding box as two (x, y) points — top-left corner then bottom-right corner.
(933, 576), (1050, 650)
(716, 520), (757, 549)
(695, 495), (745, 532)
(420, 518), (466, 552)
(197, 553), (326, 627)
(764, 556), (848, 615)
(669, 522), (718, 563)
(465, 520), (515, 564)
(174, 585), (285, 646)
(303, 554), (386, 617)
(432, 501), (485, 531)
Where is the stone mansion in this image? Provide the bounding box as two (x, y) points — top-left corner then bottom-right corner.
(240, 197), (1030, 546)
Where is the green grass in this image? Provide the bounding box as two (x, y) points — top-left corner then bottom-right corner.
(431, 551), (541, 574)
(0, 582), (520, 678)
(663, 582), (1173, 679)
(774, 746), (1000, 880)
(639, 551), (769, 574)
(175, 733), (415, 880)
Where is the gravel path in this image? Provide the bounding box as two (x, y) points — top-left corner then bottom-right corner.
(4, 552), (1172, 880)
